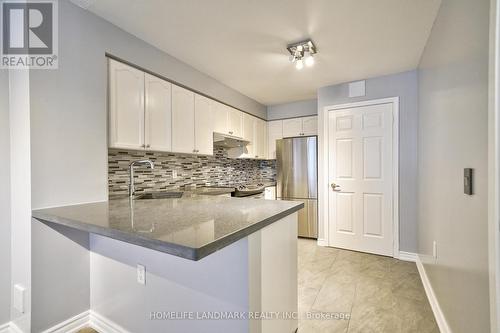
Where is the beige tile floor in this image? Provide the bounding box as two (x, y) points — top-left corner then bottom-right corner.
(298, 238), (439, 333)
(78, 239), (438, 333)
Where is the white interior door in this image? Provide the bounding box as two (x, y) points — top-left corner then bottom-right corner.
(328, 102), (394, 256)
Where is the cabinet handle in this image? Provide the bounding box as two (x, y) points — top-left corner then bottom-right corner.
(141, 144), (146, 148)
(146, 144), (150, 148)
(229, 131), (233, 135)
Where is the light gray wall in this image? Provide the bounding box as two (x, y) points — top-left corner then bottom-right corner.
(417, 0), (490, 332)
(0, 70), (11, 325)
(267, 99), (318, 120)
(318, 70), (419, 252)
(90, 234), (249, 333)
(31, 221), (90, 333)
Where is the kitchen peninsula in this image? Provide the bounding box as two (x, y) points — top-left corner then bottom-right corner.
(32, 194), (302, 333)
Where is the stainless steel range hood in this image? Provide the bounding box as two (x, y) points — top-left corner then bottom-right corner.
(213, 132), (250, 148)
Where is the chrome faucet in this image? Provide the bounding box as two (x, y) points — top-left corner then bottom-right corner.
(129, 159), (154, 197)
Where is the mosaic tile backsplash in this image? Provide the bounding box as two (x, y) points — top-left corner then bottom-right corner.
(108, 147), (276, 196)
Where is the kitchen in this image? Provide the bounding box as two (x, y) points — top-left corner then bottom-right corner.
(0, 0), (495, 333)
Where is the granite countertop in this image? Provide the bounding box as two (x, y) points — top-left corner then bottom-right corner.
(32, 195), (303, 261)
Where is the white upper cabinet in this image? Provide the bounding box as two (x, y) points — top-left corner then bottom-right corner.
(302, 116), (318, 135)
(194, 94), (215, 155)
(267, 120), (283, 159)
(228, 107), (243, 137)
(213, 102), (229, 134)
(282, 118), (303, 138)
(108, 59), (145, 150)
(242, 113), (255, 157)
(254, 119), (267, 159)
(213, 103), (243, 138)
(282, 116), (318, 137)
(171, 85), (195, 154)
(108, 59), (266, 158)
(144, 73), (172, 152)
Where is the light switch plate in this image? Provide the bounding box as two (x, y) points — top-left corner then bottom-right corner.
(13, 284), (26, 313)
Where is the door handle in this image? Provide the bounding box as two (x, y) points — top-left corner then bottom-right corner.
(331, 183), (341, 191)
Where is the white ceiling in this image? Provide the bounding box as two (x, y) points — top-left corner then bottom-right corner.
(77, 0), (441, 106)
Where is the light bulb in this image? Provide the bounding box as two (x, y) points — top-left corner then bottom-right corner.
(295, 59), (304, 70)
(305, 55), (314, 67)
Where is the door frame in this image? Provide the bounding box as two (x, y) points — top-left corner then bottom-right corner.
(318, 97), (400, 257)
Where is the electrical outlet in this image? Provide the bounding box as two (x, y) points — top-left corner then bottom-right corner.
(172, 170), (177, 179)
(13, 284), (26, 313)
(432, 241), (437, 259)
(137, 264), (146, 285)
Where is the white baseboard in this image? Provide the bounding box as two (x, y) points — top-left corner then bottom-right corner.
(89, 311), (131, 333)
(41, 310), (90, 333)
(39, 310), (130, 333)
(398, 251), (418, 262)
(0, 322), (10, 333)
(317, 239), (328, 247)
(0, 322), (23, 333)
(416, 255), (451, 333)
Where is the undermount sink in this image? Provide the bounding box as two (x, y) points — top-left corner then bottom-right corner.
(136, 192), (183, 200)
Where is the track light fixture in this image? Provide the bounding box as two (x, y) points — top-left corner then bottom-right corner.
(287, 39), (317, 70)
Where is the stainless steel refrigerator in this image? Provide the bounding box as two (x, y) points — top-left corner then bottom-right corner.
(276, 136), (318, 239)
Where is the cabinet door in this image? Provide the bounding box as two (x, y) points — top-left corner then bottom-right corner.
(194, 94), (215, 155)
(302, 116), (318, 136)
(242, 113), (255, 157)
(144, 73), (172, 152)
(108, 59), (145, 149)
(282, 118), (303, 138)
(228, 107), (243, 137)
(171, 85), (195, 153)
(254, 119), (267, 159)
(213, 101), (228, 134)
(267, 120), (283, 159)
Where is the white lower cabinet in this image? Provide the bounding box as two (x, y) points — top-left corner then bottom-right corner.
(172, 85), (195, 153)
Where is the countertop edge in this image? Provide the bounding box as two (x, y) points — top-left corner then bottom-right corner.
(32, 212), (199, 260)
(194, 203), (303, 260)
(32, 202), (304, 261)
